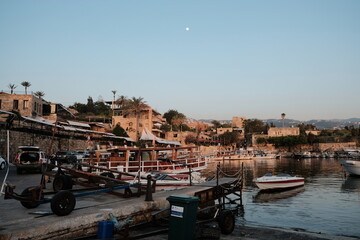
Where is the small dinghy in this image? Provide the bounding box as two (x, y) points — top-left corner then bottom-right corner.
(253, 173), (304, 190)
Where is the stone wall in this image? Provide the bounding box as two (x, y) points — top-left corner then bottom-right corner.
(0, 128), (87, 161)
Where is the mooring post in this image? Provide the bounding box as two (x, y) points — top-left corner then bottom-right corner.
(240, 162), (244, 206)
(189, 165), (192, 186)
(145, 174), (153, 201)
(216, 162), (220, 187)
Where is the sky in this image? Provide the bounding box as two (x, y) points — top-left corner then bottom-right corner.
(1, 1), (359, 121)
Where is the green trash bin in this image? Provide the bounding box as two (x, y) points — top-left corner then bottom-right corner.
(167, 195), (199, 240)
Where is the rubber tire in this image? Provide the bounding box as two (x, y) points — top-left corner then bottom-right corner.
(20, 187), (41, 209)
(0, 162), (5, 170)
(53, 175), (73, 192)
(218, 210), (235, 235)
(16, 167), (22, 174)
(100, 172), (115, 178)
(51, 190), (76, 216)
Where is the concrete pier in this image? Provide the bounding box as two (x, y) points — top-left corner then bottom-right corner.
(0, 183), (218, 240)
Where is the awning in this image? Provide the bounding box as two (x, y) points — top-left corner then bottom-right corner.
(67, 120), (91, 129)
(140, 128), (181, 146)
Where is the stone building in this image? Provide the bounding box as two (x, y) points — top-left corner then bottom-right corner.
(232, 116), (246, 129)
(268, 127), (300, 137)
(111, 105), (166, 141)
(0, 92), (44, 117)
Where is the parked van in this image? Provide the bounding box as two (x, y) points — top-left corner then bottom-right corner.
(14, 146), (49, 174)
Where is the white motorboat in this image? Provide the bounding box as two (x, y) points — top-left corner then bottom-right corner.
(253, 173), (305, 190)
(341, 160), (360, 176)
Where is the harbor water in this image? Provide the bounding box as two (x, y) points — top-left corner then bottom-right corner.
(218, 157), (360, 238)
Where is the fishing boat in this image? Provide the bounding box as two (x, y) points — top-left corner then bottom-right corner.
(341, 160), (360, 176)
(252, 151), (278, 160)
(253, 173), (305, 190)
(86, 146), (208, 176)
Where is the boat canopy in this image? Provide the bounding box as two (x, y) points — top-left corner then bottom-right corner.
(140, 128), (181, 146)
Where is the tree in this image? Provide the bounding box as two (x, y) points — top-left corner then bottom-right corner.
(211, 120), (221, 129)
(163, 110), (181, 124)
(113, 124), (129, 137)
(8, 84), (17, 94)
(281, 113), (286, 127)
(34, 91), (45, 99)
(111, 90), (117, 115)
(21, 81), (31, 94)
(125, 97), (147, 141)
(86, 96), (95, 114)
(244, 119), (266, 134)
(219, 131), (240, 145)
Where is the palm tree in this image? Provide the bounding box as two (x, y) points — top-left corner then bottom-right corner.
(281, 113), (286, 127)
(8, 84), (17, 94)
(34, 91), (45, 99)
(111, 90), (117, 116)
(21, 81), (31, 94)
(124, 97), (147, 141)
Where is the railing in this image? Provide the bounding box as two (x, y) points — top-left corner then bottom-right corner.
(84, 156), (209, 174)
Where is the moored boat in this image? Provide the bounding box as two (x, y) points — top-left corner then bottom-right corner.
(341, 160), (360, 176)
(253, 173), (305, 190)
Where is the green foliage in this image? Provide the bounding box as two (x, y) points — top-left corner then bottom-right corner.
(256, 137), (268, 144)
(113, 124), (129, 137)
(211, 120), (221, 128)
(219, 131), (240, 145)
(221, 123), (232, 128)
(160, 123), (172, 132)
(267, 135), (307, 148)
(163, 110), (186, 125)
(69, 98), (111, 116)
(244, 119), (267, 134)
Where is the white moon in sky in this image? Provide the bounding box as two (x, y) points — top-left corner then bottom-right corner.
(185, 27), (190, 31)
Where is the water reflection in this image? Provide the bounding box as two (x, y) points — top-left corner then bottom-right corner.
(253, 186), (305, 203)
(342, 176), (360, 192)
(216, 158), (359, 237)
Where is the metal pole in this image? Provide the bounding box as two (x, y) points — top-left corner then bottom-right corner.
(6, 130), (9, 163)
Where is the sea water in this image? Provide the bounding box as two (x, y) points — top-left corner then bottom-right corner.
(220, 158), (360, 238)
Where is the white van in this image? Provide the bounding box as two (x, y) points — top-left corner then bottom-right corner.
(14, 146), (49, 174)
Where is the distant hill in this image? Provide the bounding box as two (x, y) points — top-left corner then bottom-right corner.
(197, 118), (360, 130)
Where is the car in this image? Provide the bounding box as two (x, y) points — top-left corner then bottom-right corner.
(0, 156), (6, 170)
(14, 146), (49, 174)
(52, 151), (78, 164)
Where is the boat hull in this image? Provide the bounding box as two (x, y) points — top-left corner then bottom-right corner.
(341, 160), (360, 176)
(254, 175), (305, 190)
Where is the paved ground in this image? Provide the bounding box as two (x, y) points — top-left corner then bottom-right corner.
(1, 165), (359, 240)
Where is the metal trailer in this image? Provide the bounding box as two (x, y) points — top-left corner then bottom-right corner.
(4, 163), (143, 216)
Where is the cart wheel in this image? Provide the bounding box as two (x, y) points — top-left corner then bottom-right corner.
(20, 187), (41, 209)
(53, 175), (73, 192)
(100, 172), (115, 179)
(51, 190), (76, 216)
(218, 210), (235, 235)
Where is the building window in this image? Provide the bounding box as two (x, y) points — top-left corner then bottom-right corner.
(13, 100), (19, 109)
(23, 100), (29, 109)
(173, 134), (178, 138)
(0, 100), (2, 109)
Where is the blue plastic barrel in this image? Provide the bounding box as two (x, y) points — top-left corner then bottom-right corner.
(97, 220), (114, 239)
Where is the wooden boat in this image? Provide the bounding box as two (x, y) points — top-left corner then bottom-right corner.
(341, 160), (360, 176)
(85, 146), (208, 176)
(253, 173), (305, 190)
(252, 151), (278, 160)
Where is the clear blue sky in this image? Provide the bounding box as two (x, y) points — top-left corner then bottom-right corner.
(1, 1), (359, 121)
